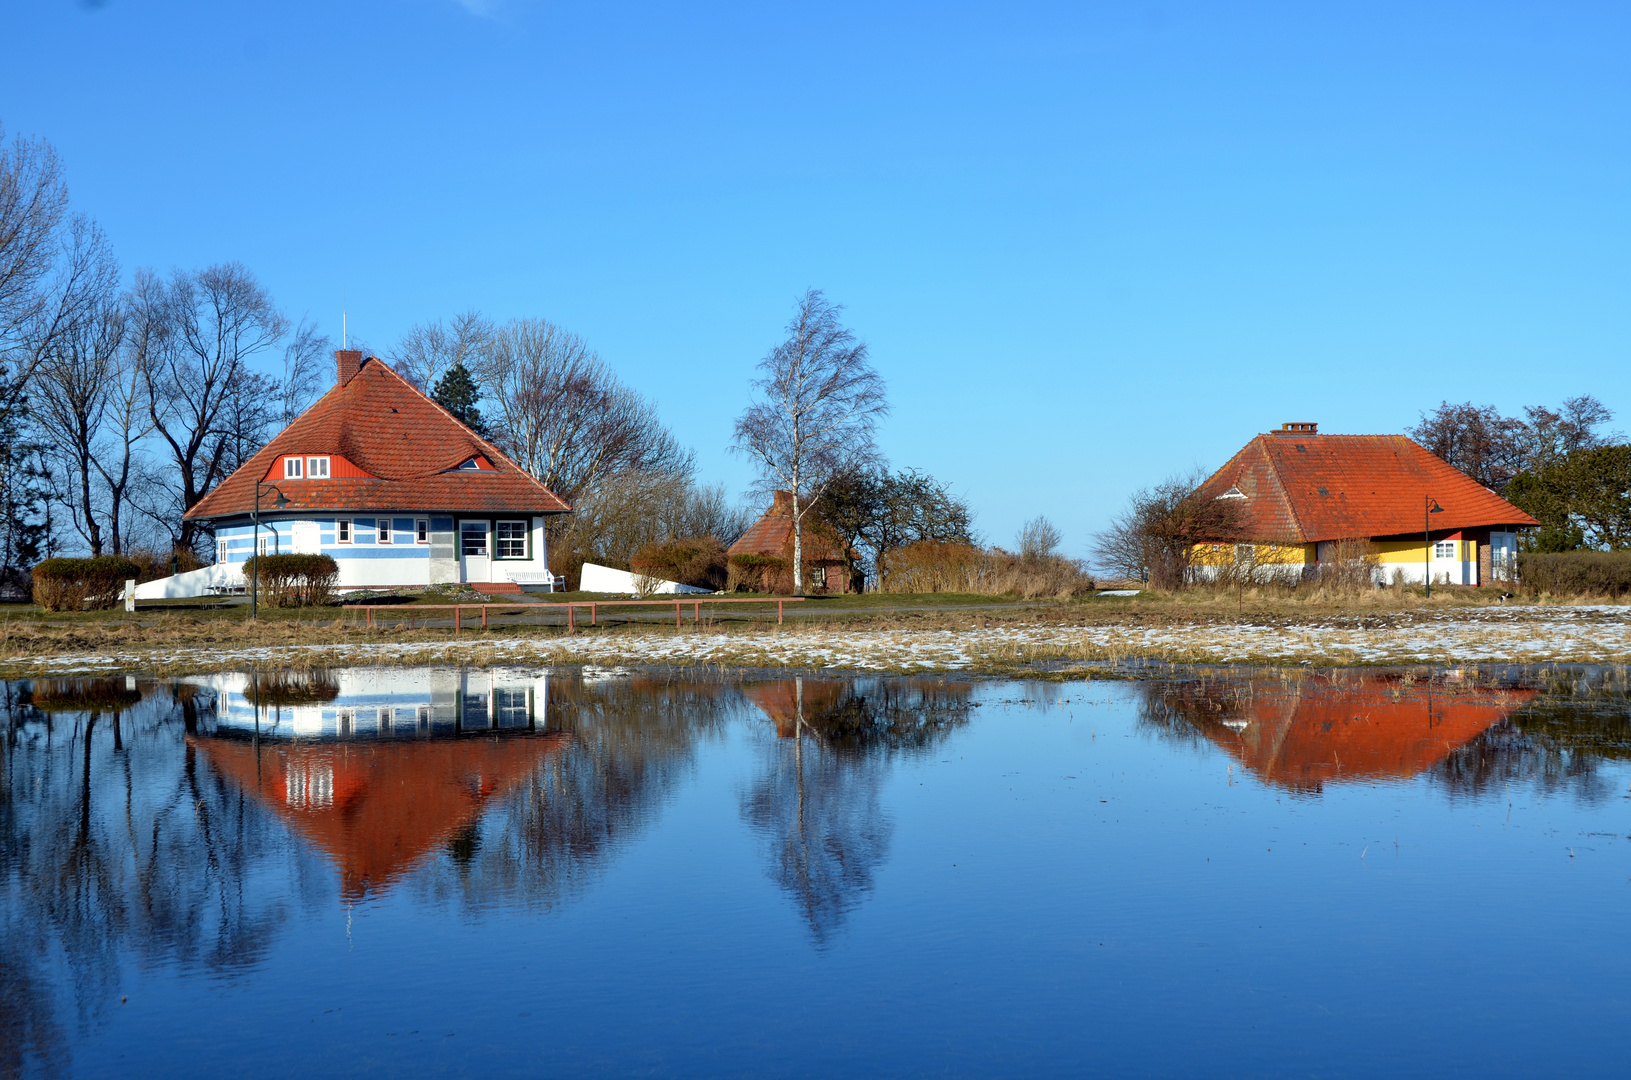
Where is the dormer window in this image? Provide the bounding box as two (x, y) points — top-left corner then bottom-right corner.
(284, 457), (304, 479)
(307, 456), (330, 479)
(457, 457), (482, 471)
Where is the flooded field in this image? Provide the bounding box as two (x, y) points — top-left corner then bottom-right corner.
(4, 665), (1629, 1077)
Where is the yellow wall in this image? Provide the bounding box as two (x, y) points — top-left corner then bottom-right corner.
(1192, 542), (1315, 566)
(1375, 539), (1477, 564)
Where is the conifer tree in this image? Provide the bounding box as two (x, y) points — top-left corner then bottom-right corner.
(432, 361), (487, 435)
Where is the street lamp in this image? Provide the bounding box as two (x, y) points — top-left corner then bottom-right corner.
(251, 482), (291, 619)
(1424, 496), (1444, 598)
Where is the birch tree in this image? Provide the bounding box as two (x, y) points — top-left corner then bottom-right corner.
(732, 290), (888, 593)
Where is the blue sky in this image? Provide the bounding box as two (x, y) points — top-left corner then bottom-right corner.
(4, 1), (1627, 554)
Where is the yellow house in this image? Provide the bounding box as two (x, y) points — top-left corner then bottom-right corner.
(1192, 423), (1539, 586)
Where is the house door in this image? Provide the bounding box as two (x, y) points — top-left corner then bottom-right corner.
(459, 520), (490, 583)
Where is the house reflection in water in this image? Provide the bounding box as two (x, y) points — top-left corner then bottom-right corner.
(1143, 672), (1537, 792)
(187, 669), (566, 900)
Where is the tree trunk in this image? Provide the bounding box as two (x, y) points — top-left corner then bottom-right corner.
(791, 491), (804, 595)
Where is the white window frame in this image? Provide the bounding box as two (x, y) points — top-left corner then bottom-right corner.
(416, 518), (429, 544)
(377, 518), (392, 544)
(307, 456), (330, 479)
(257, 534), (272, 556)
(284, 457), (303, 479)
(495, 520), (528, 559)
(1434, 541), (1457, 559)
(337, 519), (351, 544)
(217, 538), (229, 564)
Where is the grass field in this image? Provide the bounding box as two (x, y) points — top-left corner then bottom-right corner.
(1, 585), (1626, 679)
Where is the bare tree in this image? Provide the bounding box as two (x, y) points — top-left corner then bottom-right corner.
(389, 309), (493, 392)
(473, 316), (690, 502)
(278, 317), (331, 423)
(32, 221), (122, 554)
(1017, 515), (1063, 561)
(1409, 401), (1528, 490)
(0, 124), (70, 372)
(138, 263), (290, 553)
(1094, 468), (1244, 588)
(732, 290), (889, 593)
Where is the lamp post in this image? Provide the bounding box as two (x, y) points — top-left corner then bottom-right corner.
(1424, 496), (1444, 598)
(251, 482), (291, 620)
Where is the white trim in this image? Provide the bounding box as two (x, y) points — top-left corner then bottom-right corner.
(337, 518), (352, 544)
(376, 518), (392, 544)
(283, 457), (303, 479)
(307, 456), (330, 479)
(416, 518), (429, 544)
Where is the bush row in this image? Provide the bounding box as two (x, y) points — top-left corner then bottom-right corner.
(31, 557), (143, 611)
(879, 541), (1096, 599)
(1517, 550), (1631, 598)
(244, 554), (340, 607)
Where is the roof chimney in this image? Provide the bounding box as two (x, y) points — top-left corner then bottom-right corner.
(336, 349), (363, 387)
(772, 490), (794, 513)
(1277, 422), (1318, 436)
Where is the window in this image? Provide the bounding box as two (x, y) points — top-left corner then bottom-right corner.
(337, 519), (351, 543)
(284, 457), (303, 479)
(496, 520), (528, 559)
(457, 457), (482, 471)
(377, 518), (392, 544)
(1235, 543), (1255, 565)
(307, 456), (330, 479)
(217, 539), (229, 564)
(1435, 541), (1458, 560)
(461, 521), (488, 556)
(257, 534), (271, 556)
(416, 518), (429, 544)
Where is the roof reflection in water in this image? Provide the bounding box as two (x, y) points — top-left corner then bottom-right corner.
(188, 669), (566, 900)
(1143, 671), (1537, 791)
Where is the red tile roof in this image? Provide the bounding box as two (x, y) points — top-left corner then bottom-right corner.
(1195, 430), (1538, 543)
(186, 357), (570, 519)
(727, 491), (852, 563)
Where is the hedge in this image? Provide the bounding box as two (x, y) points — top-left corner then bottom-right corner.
(31, 556), (143, 611)
(1516, 550), (1631, 598)
(243, 553), (340, 607)
(632, 538), (728, 591)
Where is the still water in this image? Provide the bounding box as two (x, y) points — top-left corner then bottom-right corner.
(4, 665), (1629, 1078)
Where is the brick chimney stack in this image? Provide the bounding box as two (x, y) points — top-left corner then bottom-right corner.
(336, 349), (363, 387)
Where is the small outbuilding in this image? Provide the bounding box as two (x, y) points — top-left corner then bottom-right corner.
(727, 491), (861, 593)
(1193, 422), (1538, 586)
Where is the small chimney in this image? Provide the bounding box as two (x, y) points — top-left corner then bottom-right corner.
(336, 349), (363, 387)
(1278, 422), (1318, 435)
(773, 491), (794, 513)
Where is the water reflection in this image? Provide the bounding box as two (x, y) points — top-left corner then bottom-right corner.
(740, 677), (972, 944)
(1135, 669), (1631, 795)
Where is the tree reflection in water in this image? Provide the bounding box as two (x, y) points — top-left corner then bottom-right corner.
(739, 677), (972, 946)
(1, 678), (306, 1079)
(406, 673), (739, 911)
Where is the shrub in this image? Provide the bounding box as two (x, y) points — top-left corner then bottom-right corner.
(31, 556), (143, 611)
(243, 553), (340, 607)
(1516, 550), (1631, 598)
(631, 537), (728, 591)
(879, 541), (1095, 598)
(728, 552), (787, 593)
